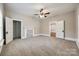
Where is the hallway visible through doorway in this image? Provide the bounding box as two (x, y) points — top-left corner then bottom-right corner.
(13, 20), (21, 39)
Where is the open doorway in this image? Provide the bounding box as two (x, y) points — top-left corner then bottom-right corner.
(49, 20), (65, 39)
(13, 20), (21, 39)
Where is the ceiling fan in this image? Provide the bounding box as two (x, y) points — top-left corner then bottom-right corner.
(34, 8), (50, 18)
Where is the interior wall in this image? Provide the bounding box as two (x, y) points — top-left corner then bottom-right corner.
(40, 11), (76, 41)
(5, 11), (40, 39)
(0, 3), (3, 40)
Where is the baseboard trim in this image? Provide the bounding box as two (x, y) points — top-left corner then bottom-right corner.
(33, 34), (41, 36)
(39, 34), (50, 37)
(75, 39), (79, 48)
(34, 34), (76, 41)
(64, 37), (76, 41)
(76, 42), (79, 48)
(34, 34), (50, 37)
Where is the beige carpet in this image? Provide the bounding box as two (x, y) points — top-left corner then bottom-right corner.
(0, 36), (79, 56)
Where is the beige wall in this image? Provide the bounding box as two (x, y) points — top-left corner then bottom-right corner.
(40, 11), (76, 40)
(5, 11), (40, 38)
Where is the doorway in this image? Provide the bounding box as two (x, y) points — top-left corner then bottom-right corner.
(13, 20), (21, 39)
(50, 20), (65, 39)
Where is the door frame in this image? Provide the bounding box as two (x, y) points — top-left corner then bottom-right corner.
(49, 21), (57, 37)
(49, 20), (65, 39)
(4, 17), (23, 44)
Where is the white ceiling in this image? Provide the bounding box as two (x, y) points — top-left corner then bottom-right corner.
(4, 3), (79, 18)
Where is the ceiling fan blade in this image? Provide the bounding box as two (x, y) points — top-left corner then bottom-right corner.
(40, 8), (43, 12)
(45, 12), (50, 14)
(44, 15), (47, 17)
(34, 14), (39, 15)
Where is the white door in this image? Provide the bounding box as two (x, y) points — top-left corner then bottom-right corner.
(56, 20), (64, 39)
(6, 17), (13, 44)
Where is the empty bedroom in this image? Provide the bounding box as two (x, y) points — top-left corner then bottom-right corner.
(0, 3), (79, 56)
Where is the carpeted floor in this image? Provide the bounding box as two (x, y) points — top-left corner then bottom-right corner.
(0, 35), (79, 56)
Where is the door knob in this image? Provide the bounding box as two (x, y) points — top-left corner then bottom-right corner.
(62, 30), (64, 32)
(6, 32), (8, 34)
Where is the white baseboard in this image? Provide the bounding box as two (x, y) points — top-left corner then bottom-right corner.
(34, 34), (50, 37)
(75, 39), (79, 48)
(65, 38), (79, 48)
(39, 34), (50, 37)
(65, 37), (76, 41)
(34, 34), (76, 42)
(76, 41), (79, 48)
(33, 34), (41, 36)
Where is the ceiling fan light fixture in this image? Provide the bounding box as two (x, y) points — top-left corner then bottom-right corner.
(39, 15), (44, 18)
(34, 8), (50, 18)
(42, 9), (49, 13)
